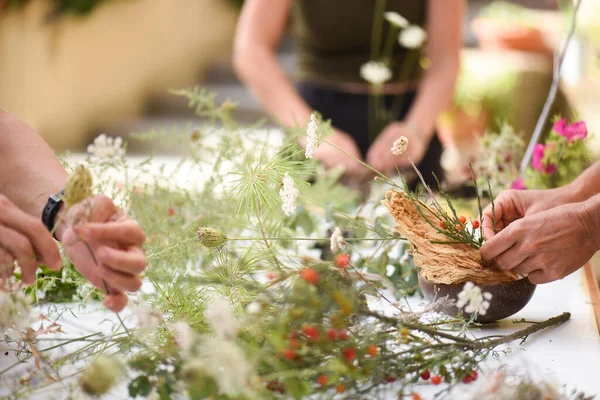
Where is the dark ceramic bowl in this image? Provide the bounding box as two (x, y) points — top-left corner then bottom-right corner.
(418, 274), (536, 323)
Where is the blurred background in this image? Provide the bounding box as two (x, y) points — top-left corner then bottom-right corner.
(0, 0), (599, 159)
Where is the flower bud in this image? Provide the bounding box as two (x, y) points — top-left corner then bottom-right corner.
(64, 165), (93, 208)
(196, 227), (228, 248)
(80, 356), (123, 396)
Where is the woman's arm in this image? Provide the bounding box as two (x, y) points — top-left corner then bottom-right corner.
(366, 0), (464, 172)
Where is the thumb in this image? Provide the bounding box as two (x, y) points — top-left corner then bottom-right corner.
(103, 290), (128, 312)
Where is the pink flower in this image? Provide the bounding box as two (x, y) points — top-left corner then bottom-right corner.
(510, 177), (527, 190)
(553, 118), (588, 142)
(531, 144), (556, 175)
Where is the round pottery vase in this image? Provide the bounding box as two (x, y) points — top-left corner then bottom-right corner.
(418, 274), (536, 323)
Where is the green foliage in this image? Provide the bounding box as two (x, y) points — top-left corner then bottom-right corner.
(6, 0), (118, 17)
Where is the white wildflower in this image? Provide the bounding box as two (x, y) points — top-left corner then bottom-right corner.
(0, 290), (34, 340)
(360, 61), (392, 85)
(305, 113), (320, 159)
(205, 298), (239, 340)
(386, 265), (396, 277)
(391, 136), (409, 156)
(87, 134), (126, 162)
(279, 172), (299, 217)
(246, 301), (262, 315)
(456, 282), (493, 316)
(330, 227), (346, 252)
(399, 25), (427, 49)
(384, 11), (409, 28)
(168, 321), (195, 355)
(133, 304), (163, 332)
(198, 337), (250, 395)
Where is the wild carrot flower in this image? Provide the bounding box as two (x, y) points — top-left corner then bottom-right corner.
(87, 134), (125, 162)
(198, 337), (250, 395)
(384, 11), (409, 28)
(391, 136), (409, 156)
(305, 113), (320, 159)
(330, 227), (346, 252)
(205, 299), (239, 340)
(360, 61), (392, 85)
(246, 301), (262, 315)
(399, 25), (427, 49)
(0, 290), (34, 340)
(456, 282), (493, 315)
(168, 321), (195, 355)
(280, 172), (299, 217)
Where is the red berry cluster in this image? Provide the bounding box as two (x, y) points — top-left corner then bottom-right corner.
(438, 215), (480, 232)
(300, 268), (319, 285)
(334, 253), (351, 268)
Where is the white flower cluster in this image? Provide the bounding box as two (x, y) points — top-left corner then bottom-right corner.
(87, 134), (126, 162)
(168, 321), (195, 355)
(384, 11), (409, 28)
(205, 298), (239, 340)
(456, 282), (493, 316)
(391, 136), (409, 156)
(305, 113), (320, 159)
(133, 303), (163, 333)
(360, 61), (392, 85)
(0, 290), (34, 340)
(399, 25), (427, 49)
(197, 337), (251, 395)
(330, 227), (346, 252)
(279, 172), (299, 217)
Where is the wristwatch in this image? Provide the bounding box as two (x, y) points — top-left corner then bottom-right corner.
(41, 190), (65, 241)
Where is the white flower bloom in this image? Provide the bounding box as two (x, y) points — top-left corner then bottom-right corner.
(198, 337), (250, 395)
(386, 265), (396, 277)
(384, 11), (409, 28)
(205, 299), (239, 340)
(279, 172), (299, 217)
(391, 136), (409, 156)
(456, 282), (493, 316)
(0, 290), (34, 340)
(168, 321), (195, 355)
(330, 227), (346, 252)
(399, 25), (427, 49)
(360, 61), (392, 85)
(305, 113), (320, 159)
(87, 134), (126, 162)
(133, 304), (163, 332)
(246, 301), (261, 315)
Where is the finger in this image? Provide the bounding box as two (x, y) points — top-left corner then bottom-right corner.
(103, 290), (128, 312)
(0, 224), (40, 285)
(527, 269), (555, 285)
(480, 225), (520, 265)
(513, 259), (538, 277)
(492, 243), (528, 271)
(69, 195), (118, 224)
(77, 220), (146, 247)
(96, 246), (146, 275)
(0, 247), (15, 280)
(99, 264), (143, 292)
(0, 201), (62, 270)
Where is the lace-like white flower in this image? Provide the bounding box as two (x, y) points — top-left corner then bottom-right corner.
(168, 321), (195, 355)
(330, 227), (346, 252)
(205, 298), (239, 340)
(87, 134), (126, 162)
(391, 136), (409, 155)
(197, 337), (250, 395)
(305, 113), (320, 159)
(279, 172), (299, 217)
(456, 282), (493, 315)
(399, 25), (427, 49)
(133, 304), (163, 332)
(0, 290), (34, 340)
(384, 11), (409, 28)
(360, 61), (392, 85)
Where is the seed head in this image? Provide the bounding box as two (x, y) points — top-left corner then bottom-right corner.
(197, 227), (228, 248)
(64, 165), (93, 208)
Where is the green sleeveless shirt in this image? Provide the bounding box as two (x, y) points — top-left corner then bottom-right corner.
(292, 0), (427, 84)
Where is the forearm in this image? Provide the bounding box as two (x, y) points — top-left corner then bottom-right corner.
(565, 160), (600, 203)
(234, 47), (313, 128)
(581, 193), (600, 252)
(405, 56), (459, 140)
(0, 110), (67, 220)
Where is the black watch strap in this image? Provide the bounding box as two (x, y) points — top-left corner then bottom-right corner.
(42, 190), (65, 241)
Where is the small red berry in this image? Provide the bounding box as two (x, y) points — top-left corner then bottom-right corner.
(420, 370), (430, 380)
(300, 268), (319, 285)
(334, 253), (351, 268)
(327, 329), (337, 340)
(472, 220), (480, 229)
(267, 271), (278, 281)
(458, 215), (467, 224)
(342, 347), (356, 362)
(301, 325), (319, 341)
(335, 384), (345, 394)
(439, 220), (445, 229)
(283, 348), (295, 360)
(337, 330), (349, 340)
(431, 375), (442, 385)
(367, 345), (378, 356)
(167, 207), (176, 217)
(462, 374), (473, 384)
(289, 338), (300, 348)
(456, 224), (463, 231)
(470, 370), (478, 381)
(316, 375), (328, 387)
(412, 394), (423, 400)
(385, 376), (396, 383)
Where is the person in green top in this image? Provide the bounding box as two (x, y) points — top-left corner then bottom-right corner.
(234, 0), (464, 186)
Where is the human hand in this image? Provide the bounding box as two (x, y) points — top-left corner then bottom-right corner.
(0, 195), (62, 283)
(480, 201), (598, 284)
(366, 122), (428, 175)
(316, 130), (368, 179)
(59, 195), (146, 312)
(482, 187), (576, 240)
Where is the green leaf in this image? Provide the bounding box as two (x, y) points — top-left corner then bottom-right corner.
(128, 376), (152, 398)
